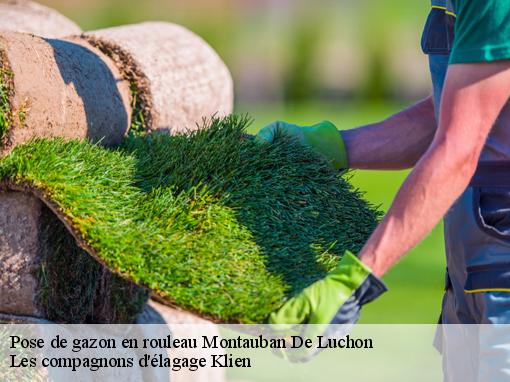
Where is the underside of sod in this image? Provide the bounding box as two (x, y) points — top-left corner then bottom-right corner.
(0, 116), (381, 323)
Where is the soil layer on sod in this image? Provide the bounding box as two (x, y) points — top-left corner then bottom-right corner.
(0, 116), (380, 323)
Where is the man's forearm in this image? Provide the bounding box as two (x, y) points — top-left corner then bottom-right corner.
(342, 97), (437, 170)
(358, 62), (510, 277)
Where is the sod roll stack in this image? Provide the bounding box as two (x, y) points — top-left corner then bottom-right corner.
(0, 31), (131, 153)
(0, 0), (81, 38)
(84, 22), (234, 135)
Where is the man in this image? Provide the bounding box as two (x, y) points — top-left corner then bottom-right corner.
(260, 0), (510, 376)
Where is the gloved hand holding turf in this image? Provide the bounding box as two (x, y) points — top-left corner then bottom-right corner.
(256, 120), (349, 170)
(268, 251), (387, 361)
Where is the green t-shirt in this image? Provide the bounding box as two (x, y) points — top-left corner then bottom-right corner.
(450, 0), (510, 64)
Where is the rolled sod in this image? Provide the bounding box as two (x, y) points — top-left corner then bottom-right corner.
(84, 22), (234, 135)
(0, 0), (81, 38)
(0, 31), (132, 153)
(0, 116), (380, 323)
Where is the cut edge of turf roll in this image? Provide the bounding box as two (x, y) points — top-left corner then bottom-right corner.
(0, 188), (149, 324)
(83, 22), (234, 136)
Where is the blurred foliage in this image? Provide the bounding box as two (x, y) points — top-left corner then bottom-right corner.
(41, 0), (431, 105)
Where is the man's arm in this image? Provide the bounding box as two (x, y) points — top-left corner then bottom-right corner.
(359, 61), (510, 277)
(342, 96), (437, 170)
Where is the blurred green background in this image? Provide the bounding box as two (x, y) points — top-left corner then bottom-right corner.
(39, 0), (444, 323)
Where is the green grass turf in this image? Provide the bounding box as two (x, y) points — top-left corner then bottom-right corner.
(241, 102), (446, 323)
(0, 115), (380, 323)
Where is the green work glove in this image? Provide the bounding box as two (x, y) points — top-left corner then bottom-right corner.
(256, 120), (349, 170)
(268, 251), (387, 361)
